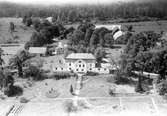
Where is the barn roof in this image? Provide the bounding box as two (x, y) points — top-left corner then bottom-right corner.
(29, 47), (47, 54)
(95, 24), (121, 30)
(66, 53), (96, 60)
(113, 31), (125, 40)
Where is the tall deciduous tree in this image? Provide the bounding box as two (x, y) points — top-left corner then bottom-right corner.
(104, 33), (114, 47)
(9, 50), (30, 77)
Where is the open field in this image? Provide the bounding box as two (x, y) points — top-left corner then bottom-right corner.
(0, 18), (33, 44)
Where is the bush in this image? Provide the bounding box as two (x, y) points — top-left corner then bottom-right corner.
(108, 85), (116, 96)
(64, 101), (78, 113)
(86, 71), (99, 76)
(50, 72), (71, 80)
(25, 18), (32, 27)
(4, 85), (23, 97)
(113, 71), (131, 84)
(135, 82), (144, 93)
(20, 97), (29, 103)
(24, 65), (46, 81)
(157, 80), (167, 95)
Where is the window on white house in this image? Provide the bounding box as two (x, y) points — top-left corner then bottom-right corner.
(82, 69), (84, 71)
(69, 63), (71, 66)
(79, 65), (81, 67)
(98, 68), (100, 71)
(83, 64), (85, 67)
(76, 69), (78, 71)
(61, 68), (63, 70)
(55, 68), (57, 70)
(104, 68), (106, 71)
(79, 61), (81, 63)
(90, 68), (92, 71)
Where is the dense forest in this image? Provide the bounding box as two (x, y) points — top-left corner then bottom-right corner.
(0, 1), (167, 23)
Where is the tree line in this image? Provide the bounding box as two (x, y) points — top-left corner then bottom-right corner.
(0, 1), (167, 22)
(118, 31), (167, 94)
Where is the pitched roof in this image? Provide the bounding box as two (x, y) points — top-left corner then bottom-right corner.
(29, 47), (47, 54)
(95, 24), (121, 30)
(113, 31), (125, 40)
(66, 53), (96, 60)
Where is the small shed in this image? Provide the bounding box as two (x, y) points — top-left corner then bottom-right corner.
(29, 47), (47, 56)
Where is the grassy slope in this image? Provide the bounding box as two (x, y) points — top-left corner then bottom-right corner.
(0, 18), (33, 44)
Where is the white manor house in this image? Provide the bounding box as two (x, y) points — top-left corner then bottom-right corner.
(51, 53), (110, 74)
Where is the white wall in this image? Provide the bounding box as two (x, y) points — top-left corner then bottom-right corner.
(93, 67), (110, 74)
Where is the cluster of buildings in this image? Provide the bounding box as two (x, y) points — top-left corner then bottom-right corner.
(46, 53), (118, 74)
(51, 53), (110, 74)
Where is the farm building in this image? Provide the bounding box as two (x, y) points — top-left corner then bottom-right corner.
(46, 17), (53, 23)
(65, 53), (110, 74)
(29, 47), (47, 56)
(65, 53), (96, 73)
(113, 30), (125, 40)
(95, 24), (122, 31)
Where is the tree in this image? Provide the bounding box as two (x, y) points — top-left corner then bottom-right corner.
(0, 69), (5, 90)
(120, 31), (161, 77)
(104, 33), (114, 47)
(68, 10), (77, 22)
(0, 48), (4, 67)
(94, 47), (106, 67)
(32, 18), (41, 31)
(9, 22), (15, 33)
(25, 17), (32, 27)
(99, 27), (108, 47)
(68, 30), (85, 45)
(28, 31), (42, 47)
(24, 65), (45, 81)
(90, 29), (100, 47)
(22, 15), (27, 24)
(9, 50), (30, 77)
(84, 28), (94, 46)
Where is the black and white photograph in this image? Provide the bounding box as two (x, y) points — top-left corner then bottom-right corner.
(0, 0), (167, 116)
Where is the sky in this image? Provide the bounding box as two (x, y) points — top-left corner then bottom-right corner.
(0, 0), (163, 5)
(0, 0), (135, 5)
